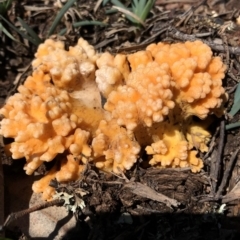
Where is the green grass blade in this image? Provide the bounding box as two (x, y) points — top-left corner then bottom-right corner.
(105, 8), (118, 14)
(228, 98), (240, 117)
(5, 0), (13, 9)
(140, 0), (155, 21)
(59, 20), (107, 35)
(47, 0), (77, 37)
(0, 15), (39, 45)
(111, 0), (135, 23)
(226, 122), (240, 130)
(111, 0), (145, 25)
(111, 0), (128, 9)
(0, 0), (13, 15)
(112, 5), (145, 26)
(228, 83), (240, 117)
(137, 0), (146, 15)
(131, 0), (139, 16)
(17, 17), (42, 45)
(102, 0), (109, 5)
(0, 22), (17, 41)
(234, 83), (240, 102)
(73, 20), (107, 28)
(132, 0), (138, 8)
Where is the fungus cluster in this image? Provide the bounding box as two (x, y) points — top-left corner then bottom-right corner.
(0, 38), (227, 200)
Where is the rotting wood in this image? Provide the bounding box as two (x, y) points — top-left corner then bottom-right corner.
(199, 146), (240, 203)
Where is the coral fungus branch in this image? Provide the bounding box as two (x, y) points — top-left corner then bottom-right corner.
(0, 37), (227, 200)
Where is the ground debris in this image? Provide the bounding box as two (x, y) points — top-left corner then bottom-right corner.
(1, 0), (240, 239)
(123, 181), (179, 208)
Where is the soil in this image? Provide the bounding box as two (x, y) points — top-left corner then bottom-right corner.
(1, 0), (240, 239)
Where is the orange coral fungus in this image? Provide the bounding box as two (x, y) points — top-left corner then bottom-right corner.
(32, 165), (58, 200)
(145, 123), (203, 173)
(0, 78), (93, 175)
(32, 38), (98, 90)
(0, 38), (227, 200)
(92, 119), (140, 173)
(32, 155), (85, 200)
(0, 39), (103, 178)
(105, 62), (175, 129)
(127, 50), (153, 70)
(95, 52), (130, 97)
(186, 121), (211, 152)
(146, 40), (226, 119)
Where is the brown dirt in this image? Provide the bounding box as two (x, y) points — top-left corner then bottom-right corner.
(1, 0), (240, 239)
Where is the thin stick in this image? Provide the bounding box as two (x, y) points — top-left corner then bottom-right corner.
(3, 198), (64, 228)
(210, 120), (225, 194)
(157, 0), (204, 4)
(168, 26), (240, 55)
(94, 0), (104, 13)
(216, 147), (240, 198)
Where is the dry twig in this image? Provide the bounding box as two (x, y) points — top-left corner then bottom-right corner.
(168, 26), (240, 55)
(3, 198), (64, 228)
(210, 120), (225, 195)
(216, 146), (240, 199)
